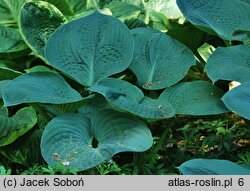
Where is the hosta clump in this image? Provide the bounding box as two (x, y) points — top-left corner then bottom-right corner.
(2, 9), (154, 171)
(1, 0), (243, 172)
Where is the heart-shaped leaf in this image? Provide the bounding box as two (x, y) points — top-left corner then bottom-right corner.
(41, 109), (153, 171)
(0, 25), (29, 59)
(0, 128), (43, 166)
(2, 72), (84, 107)
(178, 158), (250, 175)
(0, 0), (26, 27)
(176, 0), (250, 41)
(45, 11), (134, 86)
(161, 81), (228, 115)
(19, 1), (67, 60)
(129, 28), (196, 90)
(0, 107), (37, 147)
(206, 45), (250, 84)
(89, 78), (175, 119)
(222, 82), (250, 120)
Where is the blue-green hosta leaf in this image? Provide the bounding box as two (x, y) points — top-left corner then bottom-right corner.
(0, 80), (10, 98)
(0, 107), (37, 147)
(161, 81), (228, 115)
(222, 82), (250, 120)
(45, 11), (134, 86)
(0, 0), (27, 27)
(0, 25), (29, 59)
(44, 95), (94, 117)
(178, 159), (250, 175)
(89, 78), (175, 119)
(2, 72), (83, 107)
(0, 128), (43, 166)
(129, 28), (196, 90)
(244, 37), (250, 48)
(206, 45), (250, 84)
(41, 109), (153, 171)
(19, 1), (67, 60)
(176, 0), (250, 41)
(78, 94), (110, 118)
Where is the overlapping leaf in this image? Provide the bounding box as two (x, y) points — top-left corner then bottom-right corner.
(178, 159), (250, 175)
(0, 0), (27, 27)
(222, 82), (250, 120)
(129, 28), (196, 90)
(177, 0), (250, 41)
(161, 81), (228, 115)
(78, 95), (110, 118)
(41, 109), (153, 171)
(19, 1), (67, 59)
(45, 11), (134, 86)
(206, 45), (250, 83)
(0, 63), (21, 80)
(2, 72), (84, 107)
(0, 107), (37, 147)
(0, 128), (43, 166)
(89, 78), (175, 119)
(0, 25), (29, 58)
(167, 23), (207, 53)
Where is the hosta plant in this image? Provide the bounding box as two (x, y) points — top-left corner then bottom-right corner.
(0, 0), (249, 174)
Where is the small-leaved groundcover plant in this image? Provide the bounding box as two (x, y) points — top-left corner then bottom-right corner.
(0, 0), (249, 174)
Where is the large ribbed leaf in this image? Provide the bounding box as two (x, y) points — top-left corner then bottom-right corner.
(176, 0), (250, 41)
(0, 107), (37, 147)
(0, 0), (26, 27)
(161, 81), (228, 115)
(89, 78), (175, 119)
(129, 28), (196, 90)
(222, 82), (250, 120)
(2, 72), (84, 107)
(41, 109), (153, 171)
(45, 11), (134, 86)
(206, 45), (250, 83)
(178, 159), (250, 175)
(0, 128), (43, 166)
(0, 25), (29, 58)
(19, 1), (67, 60)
